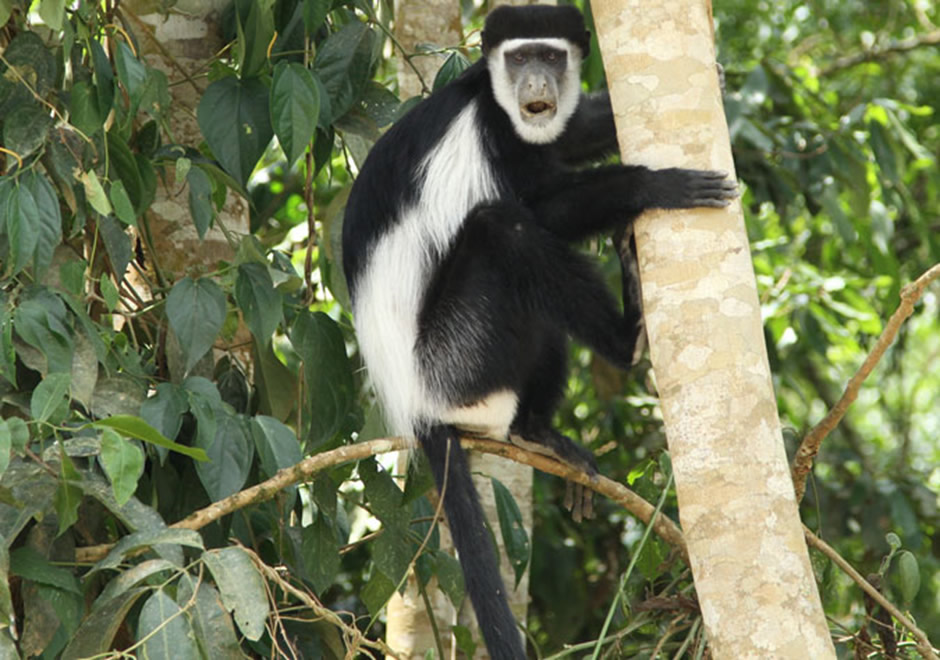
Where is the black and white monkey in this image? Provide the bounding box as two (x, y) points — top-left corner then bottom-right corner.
(342, 5), (736, 658)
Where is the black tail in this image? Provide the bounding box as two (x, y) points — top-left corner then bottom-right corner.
(417, 424), (525, 660)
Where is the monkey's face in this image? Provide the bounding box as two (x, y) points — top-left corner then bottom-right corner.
(488, 38), (582, 145)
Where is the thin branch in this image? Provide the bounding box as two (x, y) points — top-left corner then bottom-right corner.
(76, 436), (687, 563)
(821, 29), (940, 76)
(804, 527), (938, 660)
(791, 263), (940, 502)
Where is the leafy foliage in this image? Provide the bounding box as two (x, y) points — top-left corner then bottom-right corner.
(0, 0), (936, 658)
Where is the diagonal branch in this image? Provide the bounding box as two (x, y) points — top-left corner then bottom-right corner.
(791, 263), (940, 502)
(75, 436), (687, 563)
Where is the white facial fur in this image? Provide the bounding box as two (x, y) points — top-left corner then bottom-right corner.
(487, 37), (583, 144)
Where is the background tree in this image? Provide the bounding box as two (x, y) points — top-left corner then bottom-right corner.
(0, 0), (936, 658)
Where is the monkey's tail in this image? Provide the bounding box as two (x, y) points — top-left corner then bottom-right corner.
(417, 424), (525, 660)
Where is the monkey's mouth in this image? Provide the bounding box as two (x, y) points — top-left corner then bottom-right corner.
(522, 101), (557, 118)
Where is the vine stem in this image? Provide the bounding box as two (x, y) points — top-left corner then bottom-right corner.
(791, 262), (940, 502)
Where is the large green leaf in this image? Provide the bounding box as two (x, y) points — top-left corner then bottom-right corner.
(194, 410), (252, 501)
(137, 590), (200, 660)
(6, 182), (40, 276)
(30, 372), (71, 425)
(301, 512), (341, 595)
(314, 21), (376, 122)
(176, 579), (243, 660)
(249, 415), (301, 480)
(187, 166), (214, 239)
(139, 383), (189, 444)
(12, 287), (73, 374)
(20, 171), (62, 279)
(60, 588), (148, 660)
(289, 310), (355, 447)
(99, 429), (145, 506)
(270, 61), (320, 165)
(197, 76), (273, 187)
(89, 415), (208, 461)
(202, 547), (268, 642)
(234, 262), (282, 346)
(491, 478), (530, 587)
(165, 276), (227, 374)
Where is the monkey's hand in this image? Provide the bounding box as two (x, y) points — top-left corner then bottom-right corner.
(654, 168), (739, 209)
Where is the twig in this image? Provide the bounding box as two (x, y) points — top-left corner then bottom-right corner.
(804, 527), (938, 660)
(821, 29), (940, 76)
(246, 546), (401, 659)
(791, 263), (940, 502)
(75, 436), (687, 563)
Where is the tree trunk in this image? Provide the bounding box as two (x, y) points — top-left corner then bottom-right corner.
(591, 1), (836, 657)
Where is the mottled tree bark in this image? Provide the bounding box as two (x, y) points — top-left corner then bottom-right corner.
(591, 0), (835, 657)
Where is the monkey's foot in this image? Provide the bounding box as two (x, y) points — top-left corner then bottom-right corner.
(508, 429), (598, 522)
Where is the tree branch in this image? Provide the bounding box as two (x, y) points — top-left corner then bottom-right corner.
(75, 436), (687, 563)
(821, 29), (940, 76)
(791, 263), (940, 502)
(804, 527), (938, 660)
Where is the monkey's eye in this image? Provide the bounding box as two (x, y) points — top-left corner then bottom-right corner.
(511, 52), (526, 64)
(544, 51), (557, 62)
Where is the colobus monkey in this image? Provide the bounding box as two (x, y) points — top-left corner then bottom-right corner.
(342, 5), (736, 658)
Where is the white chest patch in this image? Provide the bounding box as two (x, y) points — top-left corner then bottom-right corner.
(353, 101), (501, 436)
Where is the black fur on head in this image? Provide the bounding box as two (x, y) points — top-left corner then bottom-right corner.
(481, 5), (591, 58)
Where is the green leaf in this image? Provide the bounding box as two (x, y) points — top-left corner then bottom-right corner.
(69, 80), (102, 136)
(92, 528), (204, 574)
(290, 310), (355, 447)
(140, 383), (189, 444)
(358, 457), (406, 528)
(435, 551), (466, 609)
(10, 547), (81, 593)
(137, 590), (200, 660)
(252, 338), (297, 421)
(30, 372), (71, 424)
(53, 455), (82, 536)
(21, 171), (62, 279)
(896, 550), (920, 603)
(187, 166), (214, 239)
(114, 41), (148, 111)
(303, 0), (330, 33)
(97, 214), (132, 281)
(80, 169), (112, 216)
(12, 287), (73, 374)
(107, 132), (144, 212)
(194, 411), (252, 501)
(100, 273), (120, 311)
(0, 422), (10, 479)
(491, 478), (530, 587)
(236, 0), (275, 79)
(7, 182), (40, 275)
(250, 415), (302, 479)
(165, 276), (227, 374)
(176, 579), (243, 660)
(452, 624), (478, 659)
(89, 415), (208, 462)
(90, 40), (114, 120)
(372, 525), (412, 586)
(7, 418), (28, 455)
(61, 588), (148, 660)
(235, 262), (283, 345)
(197, 76), (273, 187)
(433, 51), (471, 92)
(314, 21), (376, 121)
(301, 512), (341, 594)
(109, 179), (137, 227)
(202, 547), (268, 642)
(360, 569), (396, 616)
(99, 428), (145, 506)
(95, 559), (178, 605)
(271, 61), (320, 165)
(38, 0), (66, 32)
(2, 102), (54, 159)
